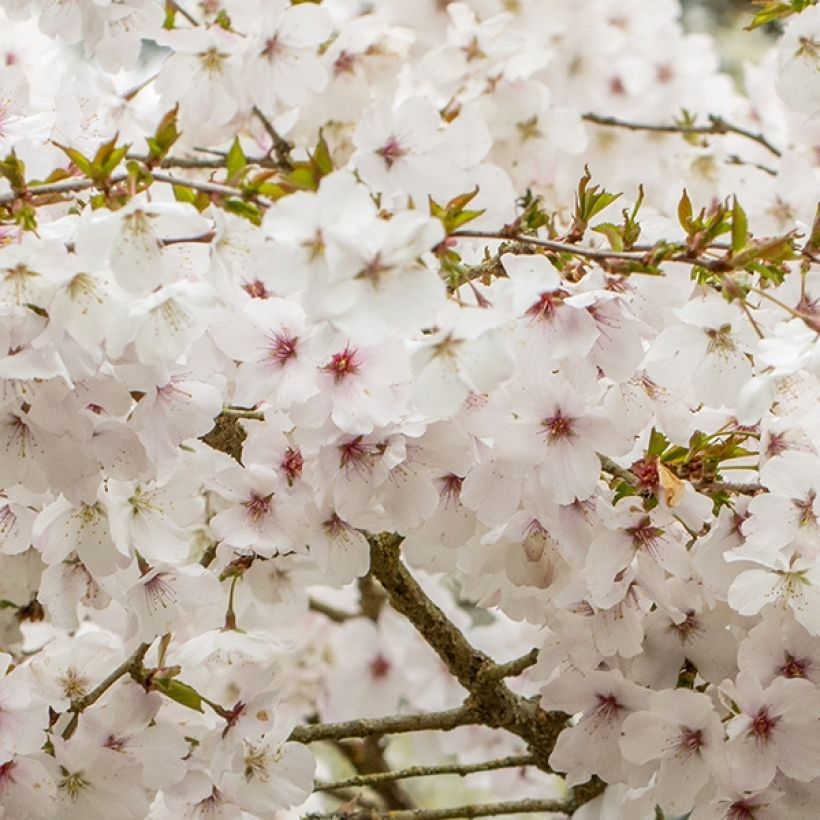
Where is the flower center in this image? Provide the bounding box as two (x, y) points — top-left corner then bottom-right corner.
(540, 410), (575, 442)
(243, 493), (273, 521)
(369, 653), (391, 679)
(779, 653), (808, 679)
(376, 136), (407, 169)
(750, 707), (779, 744)
(268, 330), (299, 366)
(323, 344), (361, 382)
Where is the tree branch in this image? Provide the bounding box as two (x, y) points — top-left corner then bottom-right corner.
(479, 648), (539, 682)
(252, 105), (294, 171)
(449, 230), (734, 272)
(582, 112), (782, 158)
(62, 642), (151, 739)
(303, 797), (574, 820)
(288, 704), (480, 744)
(309, 597), (358, 623)
(313, 754), (534, 791)
(331, 738), (416, 810)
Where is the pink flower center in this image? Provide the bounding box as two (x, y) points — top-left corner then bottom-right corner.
(243, 493), (273, 521)
(262, 35), (283, 60)
(322, 513), (349, 537)
(280, 447), (303, 485)
(727, 800), (757, 820)
(334, 50), (355, 74)
(268, 330), (299, 366)
(439, 473), (463, 506)
(540, 410), (575, 442)
(627, 518), (664, 554)
(104, 734), (128, 751)
(525, 291), (565, 321)
(369, 653), (391, 679)
(675, 727), (704, 756)
(750, 707), (779, 744)
(323, 344), (361, 382)
(671, 610), (703, 644)
(793, 491), (818, 528)
(590, 693), (623, 726)
(377, 136), (407, 169)
(338, 436), (381, 477)
(779, 653), (808, 679)
(631, 458), (659, 491)
(243, 279), (270, 299)
(0, 759), (15, 783)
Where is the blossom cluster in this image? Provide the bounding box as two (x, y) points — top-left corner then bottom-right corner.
(0, 0), (818, 818)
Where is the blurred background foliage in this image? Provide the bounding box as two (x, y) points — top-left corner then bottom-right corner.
(681, 0), (780, 77)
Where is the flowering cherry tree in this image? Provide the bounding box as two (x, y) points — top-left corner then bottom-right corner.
(0, 0), (818, 818)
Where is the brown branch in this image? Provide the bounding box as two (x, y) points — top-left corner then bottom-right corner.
(313, 754), (535, 791)
(252, 105), (294, 171)
(582, 112), (782, 158)
(303, 797), (574, 820)
(126, 152), (284, 170)
(309, 597), (358, 623)
(600, 454), (762, 496)
(150, 171), (263, 202)
(288, 704), (480, 744)
(0, 169), (265, 208)
(160, 230), (216, 247)
(449, 230), (735, 273)
(363, 533), (607, 812)
(367, 535), (575, 781)
(0, 174), (127, 206)
(479, 648), (539, 682)
(62, 642), (151, 739)
(332, 738), (415, 810)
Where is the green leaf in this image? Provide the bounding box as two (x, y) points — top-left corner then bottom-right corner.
(223, 198), (263, 225)
(0, 151), (26, 193)
(747, 0), (817, 29)
(591, 222), (625, 252)
(678, 189), (693, 234)
(805, 204), (820, 251)
(225, 137), (247, 184)
(146, 106), (180, 162)
(731, 196), (748, 255)
(172, 184), (209, 211)
(568, 166), (621, 241)
(152, 677), (204, 713)
(647, 428), (670, 458)
(54, 143), (93, 177)
(429, 188), (485, 234)
(731, 233), (798, 269)
(310, 130), (333, 177)
(613, 480), (638, 503)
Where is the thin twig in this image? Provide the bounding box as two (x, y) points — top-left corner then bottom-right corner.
(0, 174), (126, 206)
(63, 642), (151, 739)
(289, 705), (479, 744)
(313, 754), (534, 791)
(252, 105), (294, 170)
(150, 171), (260, 201)
(126, 152), (282, 170)
(302, 797), (573, 820)
(309, 597), (357, 623)
(221, 406), (265, 420)
(167, 0), (200, 27)
(478, 648), (539, 682)
(450, 230), (729, 271)
(332, 737), (415, 810)
(582, 112), (782, 158)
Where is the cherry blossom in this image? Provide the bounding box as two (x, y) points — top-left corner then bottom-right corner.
(0, 1), (817, 818)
